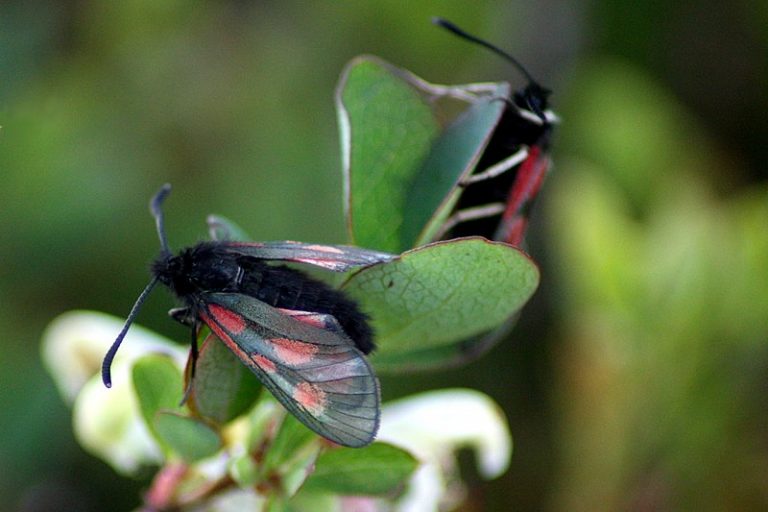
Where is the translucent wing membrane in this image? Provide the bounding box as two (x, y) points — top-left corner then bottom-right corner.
(222, 241), (394, 272)
(198, 292), (380, 447)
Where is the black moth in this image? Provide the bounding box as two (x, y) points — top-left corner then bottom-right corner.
(433, 17), (556, 245)
(102, 184), (393, 447)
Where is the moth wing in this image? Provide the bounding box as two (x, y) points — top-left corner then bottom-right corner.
(218, 241), (394, 271)
(198, 292), (380, 447)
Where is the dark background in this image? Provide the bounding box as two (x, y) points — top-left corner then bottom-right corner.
(2, 1), (766, 510)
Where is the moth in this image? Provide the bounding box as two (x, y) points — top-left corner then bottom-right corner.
(102, 185), (393, 447)
(433, 17), (557, 245)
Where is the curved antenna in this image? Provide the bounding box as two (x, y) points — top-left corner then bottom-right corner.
(102, 184), (174, 387)
(151, 184), (173, 256)
(432, 17), (550, 120)
(432, 18), (540, 84)
(101, 277), (159, 387)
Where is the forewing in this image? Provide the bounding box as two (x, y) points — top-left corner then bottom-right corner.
(220, 241), (394, 271)
(197, 292), (380, 447)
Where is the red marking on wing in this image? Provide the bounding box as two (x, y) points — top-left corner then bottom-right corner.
(251, 354), (276, 374)
(293, 257), (342, 268)
(498, 145), (549, 245)
(208, 304), (246, 334)
(293, 382), (326, 415)
(304, 244), (343, 254)
(276, 309), (327, 329)
(271, 337), (318, 366)
(200, 311), (251, 362)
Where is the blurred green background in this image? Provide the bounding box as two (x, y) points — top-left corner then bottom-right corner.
(2, 1), (767, 510)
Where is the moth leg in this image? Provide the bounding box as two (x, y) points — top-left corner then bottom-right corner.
(461, 147), (528, 185)
(179, 318), (201, 406)
(432, 202), (507, 241)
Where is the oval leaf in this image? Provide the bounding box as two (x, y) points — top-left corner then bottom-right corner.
(343, 238), (539, 371)
(132, 354), (184, 440)
(337, 56), (440, 252)
(302, 442), (417, 496)
(369, 315), (517, 373)
(192, 333), (262, 425)
(402, 87), (510, 248)
(154, 412), (221, 462)
(263, 414), (321, 474)
(207, 214), (252, 242)
(337, 56), (509, 252)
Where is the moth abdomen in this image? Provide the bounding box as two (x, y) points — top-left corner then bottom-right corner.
(239, 262), (375, 354)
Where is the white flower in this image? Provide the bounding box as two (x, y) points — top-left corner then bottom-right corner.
(377, 388), (512, 512)
(42, 310), (187, 401)
(42, 311), (187, 474)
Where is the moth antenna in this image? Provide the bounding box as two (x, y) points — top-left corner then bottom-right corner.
(432, 17), (537, 84)
(151, 184), (173, 256)
(432, 17), (550, 120)
(102, 277), (160, 387)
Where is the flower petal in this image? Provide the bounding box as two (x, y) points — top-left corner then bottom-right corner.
(42, 310), (187, 402)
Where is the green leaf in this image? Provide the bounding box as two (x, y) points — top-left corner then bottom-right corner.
(302, 442), (417, 496)
(280, 441), (322, 498)
(370, 315), (517, 373)
(192, 332), (262, 424)
(258, 414), (322, 497)
(229, 452), (260, 487)
(132, 354), (184, 442)
(207, 214), (252, 241)
(262, 414), (321, 474)
(343, 238), (539, 371)
(285, 491), (339, 512)
(337, 56), (509, 252)
(153, 412), (221, 462)
(245, 394), (285, 450)
(337, 56), (440, 252)
(402, 88), (509, 248)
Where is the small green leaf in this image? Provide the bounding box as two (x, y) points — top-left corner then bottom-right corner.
(207, 214), (252, 241)
(369, 316), (515, 373)
(153, 412), (221, 462)
(302, 442), (418, 495)
(343, 238), (539, 370)
(403, 88), (509, 248)
(246, 394), (284, 450)
(132, 354), (184, 441)
(192, 333), (262, 424)
(281, 442), (321, 498)
(285, 490), (339, 512)
(337, 56), (510, 252)
(229, 452), (260, 487)
(263, 414), (321, 474)
(337, 56), (440, 252)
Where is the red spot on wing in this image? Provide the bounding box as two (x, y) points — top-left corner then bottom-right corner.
(251, 354), (276, 374)
(208, 304), (246, 334)
(304, 244), (343, 254)
(276, 309), (327, 329)
(271, 337), (318, 366)
(200, 311), (252, 364)
(202, 311), (277, 376)
(293, 382), (326, 415)
(293, 257), (343, 269)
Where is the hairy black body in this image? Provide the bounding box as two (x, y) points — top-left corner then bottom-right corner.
(450, 109), (552, 239)
(152, 242), (374, 354)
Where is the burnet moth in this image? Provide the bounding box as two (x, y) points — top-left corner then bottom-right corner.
(432, 18), (556, 246)
(102, 185), (393, 447)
